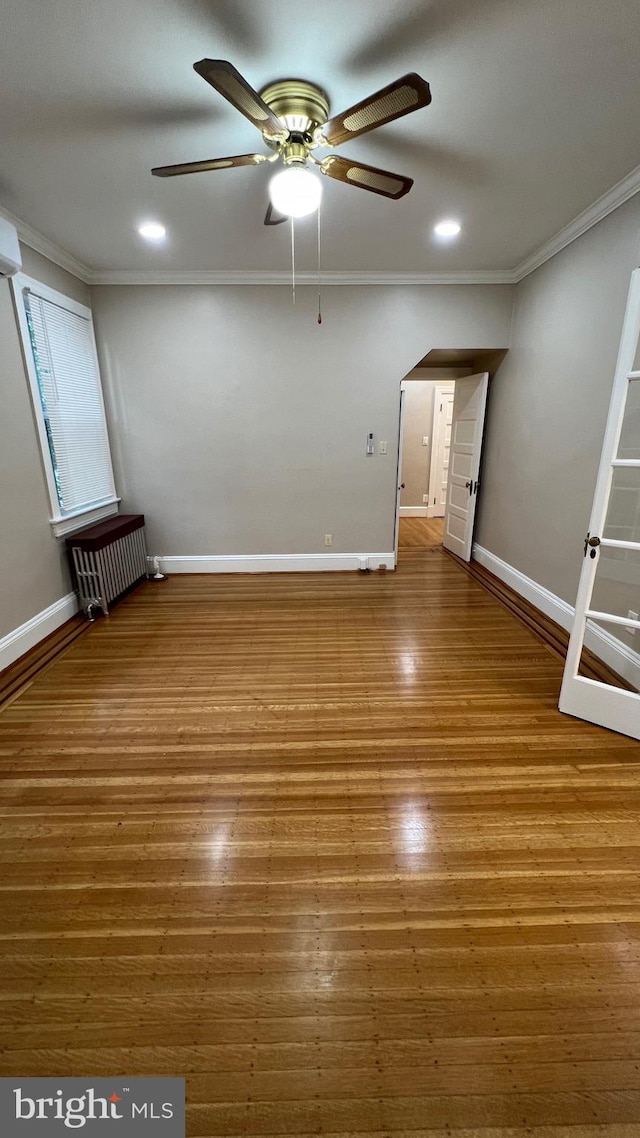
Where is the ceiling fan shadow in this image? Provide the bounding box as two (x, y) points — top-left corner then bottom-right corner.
(180, 0), (265, 54)
(363, 133), (488, 182)
(0, 98), (223, 141)
(346, 0), (514, 72)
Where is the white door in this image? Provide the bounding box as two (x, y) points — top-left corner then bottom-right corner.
(442, 373), (489, 561)
(393, 387), (406, 564)
(427, 386), (455, 517)
(559, 270), (640, 740)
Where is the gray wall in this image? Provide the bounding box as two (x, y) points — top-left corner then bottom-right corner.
(400, 379), (436, 509)
(92, 284), (512, 558)
(476, 193), (640, 607)
(0, 246), (90, 640)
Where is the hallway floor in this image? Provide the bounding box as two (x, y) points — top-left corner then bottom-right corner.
(398, 515), (444, 550)
(1, 551), (640, 1135)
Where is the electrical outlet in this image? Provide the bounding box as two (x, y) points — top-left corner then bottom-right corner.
(628, 610), (638, 634)
(422, 436), (429, 446)
(379, 440), (388, 454)
(423, 494), (429, 504)
(324, 534), (332, 546)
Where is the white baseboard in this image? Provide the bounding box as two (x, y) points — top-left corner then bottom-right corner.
(472, 545), (575, 628)
(472, 545), (640, 691)
(149, 552), (396, 575)
(399, 506), (428, 517)
(0, 591), (78, 673)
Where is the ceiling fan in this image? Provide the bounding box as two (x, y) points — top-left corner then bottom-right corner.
(151, 60), (432, 225)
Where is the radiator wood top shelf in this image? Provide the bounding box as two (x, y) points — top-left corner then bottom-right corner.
(66, 514), (145, 552)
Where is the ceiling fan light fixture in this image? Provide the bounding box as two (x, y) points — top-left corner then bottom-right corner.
(269, 166), (322, 218)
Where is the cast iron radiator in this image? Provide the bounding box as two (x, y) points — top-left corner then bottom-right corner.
(67, 514), (148, 618)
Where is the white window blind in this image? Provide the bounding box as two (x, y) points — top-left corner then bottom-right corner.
(23, 289), (116, 517)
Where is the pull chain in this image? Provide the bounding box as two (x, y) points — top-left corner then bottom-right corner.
(290, 215), (296, 305)
(317, 200), (322, 325)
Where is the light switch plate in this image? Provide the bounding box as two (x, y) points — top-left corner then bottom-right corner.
(379, 440), (387, 454)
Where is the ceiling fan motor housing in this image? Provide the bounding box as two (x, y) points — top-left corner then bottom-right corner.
(259, 79), (330, 151)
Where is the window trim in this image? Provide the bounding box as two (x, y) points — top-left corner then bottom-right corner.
(12, 273), (120, 538)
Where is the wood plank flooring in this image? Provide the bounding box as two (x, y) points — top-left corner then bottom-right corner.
(0, 613), (88, 712)
(398, 516), (444, 549)
(2, 549), (640, 1136)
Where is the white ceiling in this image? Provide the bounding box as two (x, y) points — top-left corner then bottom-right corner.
(1, 0), (640, 274)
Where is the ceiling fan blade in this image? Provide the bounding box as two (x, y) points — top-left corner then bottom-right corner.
(152, 153), (269, 177)
(321, 73), (431, 147)
(264, 201), (287, 226)
(193, 59), (287, 138)
(320, 155), (413, 200)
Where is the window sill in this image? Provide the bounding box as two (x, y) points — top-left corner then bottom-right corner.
(50, 500), (121, 538)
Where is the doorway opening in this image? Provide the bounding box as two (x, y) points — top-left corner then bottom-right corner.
(396, 371), (462, 553)
(393, 349), (507, 562)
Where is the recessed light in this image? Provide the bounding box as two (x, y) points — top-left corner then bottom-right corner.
(434, 219), (461, 238)
(138, 222), (166, 241)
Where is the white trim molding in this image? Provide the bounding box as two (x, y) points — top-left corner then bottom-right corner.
(4, 161), (640, 289)
(50, 500), (120, 538)
(0, 592), (79, 673)
(89, 269), (515, 286)
(11, 272), (119, 535)
(473, 544), (640, 692)
(399, 506), (428, 517)
(513, 162), (640, 281)
(0, 204), (92, 284)
(149, 552), (396, 574)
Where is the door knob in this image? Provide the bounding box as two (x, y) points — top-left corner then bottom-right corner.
(400, 482), (405, 489)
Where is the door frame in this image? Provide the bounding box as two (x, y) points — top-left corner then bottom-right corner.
(393, 385), (407, 565)
(427, 384), (456, 518)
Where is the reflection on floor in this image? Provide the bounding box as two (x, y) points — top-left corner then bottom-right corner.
(2, 552), (640, 1134)
(398, 515), (444, 549)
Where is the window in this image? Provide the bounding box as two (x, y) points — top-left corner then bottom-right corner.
(12, 274), (119, 537)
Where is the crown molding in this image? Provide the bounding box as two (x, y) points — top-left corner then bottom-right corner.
(5, 162), (640, 290)
(88, 268), (515, 285)
(0, 203), (93, 284)
(513, 162), (640, 282)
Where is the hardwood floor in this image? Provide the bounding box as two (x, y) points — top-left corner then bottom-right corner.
(2, 549), (640, 1136)
(398, 516), (444, 549)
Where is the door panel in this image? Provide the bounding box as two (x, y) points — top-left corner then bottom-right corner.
(428, 388), (454, 517)
(602, 465), (640, 541)
(590, 545), (640, 618)
(577, 614), (640, 693)
(393, 387), (406, 564)
(442, 373), (489, 561)
(559, 270), (640, 739)
(617, 375), (640, 458)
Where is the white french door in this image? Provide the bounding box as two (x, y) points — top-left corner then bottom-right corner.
(442, 373), (489, 561)
(559, 270), (640, 740)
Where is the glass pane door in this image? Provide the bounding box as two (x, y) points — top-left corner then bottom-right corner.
(560, 272), (640, 739)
